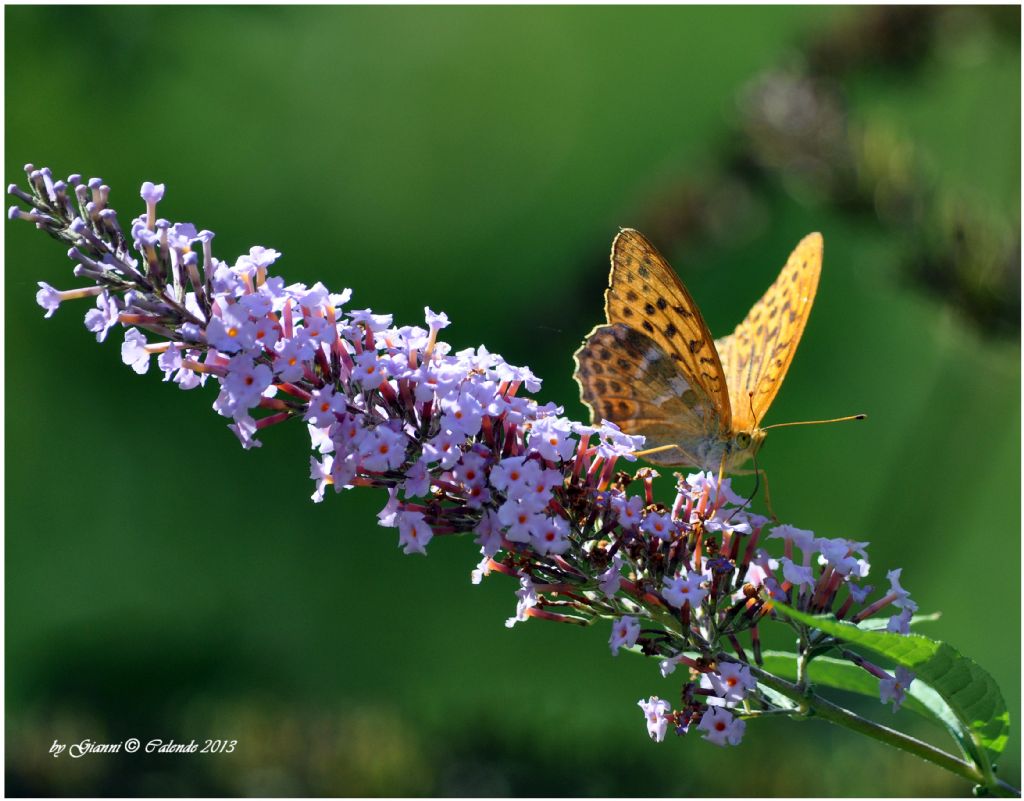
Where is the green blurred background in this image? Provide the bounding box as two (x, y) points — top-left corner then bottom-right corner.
(5, 5), (1020, 796)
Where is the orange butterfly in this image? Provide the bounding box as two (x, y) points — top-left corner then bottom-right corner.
(573, 229), (858, 474)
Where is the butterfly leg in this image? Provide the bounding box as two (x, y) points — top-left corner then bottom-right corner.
(633, 444), (686, 460)
(757, 468), (779, 523)
(730, 466), (779, 522)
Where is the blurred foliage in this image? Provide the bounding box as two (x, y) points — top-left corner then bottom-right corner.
(625, 6), (1021, 337)
(4, 5), (1020, 796)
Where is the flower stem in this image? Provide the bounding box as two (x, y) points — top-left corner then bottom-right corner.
(747, 664), (1020, 797)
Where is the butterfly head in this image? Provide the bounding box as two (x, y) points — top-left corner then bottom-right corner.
(721, 429), (766, 472)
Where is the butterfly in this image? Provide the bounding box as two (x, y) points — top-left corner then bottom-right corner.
(573, 229), (829, 474)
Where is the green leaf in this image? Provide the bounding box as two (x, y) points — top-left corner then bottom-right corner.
(760, 649), (976, 764)
(773, 603), (1010, 779)
(760, 651), (938, 723)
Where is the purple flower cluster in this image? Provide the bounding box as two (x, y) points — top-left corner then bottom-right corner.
(10, 166), (920, 747)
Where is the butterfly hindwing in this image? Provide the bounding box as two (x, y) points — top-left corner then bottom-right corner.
(572, 322), (722, 466)
(715, 232), (822, 430)
(603, 229), (733, 434)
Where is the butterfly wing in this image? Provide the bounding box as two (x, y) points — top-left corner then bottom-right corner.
(573, 322), (719, 467)
(715, 232), (823, 431)
(602, 228), (733, 433)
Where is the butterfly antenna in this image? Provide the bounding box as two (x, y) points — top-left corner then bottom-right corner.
(763, 414), (866, 431)
(633, 443), (684, 460)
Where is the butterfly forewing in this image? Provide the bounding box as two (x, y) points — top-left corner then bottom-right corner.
(715, 232), (822, 430)
(573, 323), (718, 466)
(603, 229), (733, 433)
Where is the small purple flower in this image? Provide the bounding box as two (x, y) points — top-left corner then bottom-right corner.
(697, 707), (746, 746)
(779, 557), (815, 587)
(887, 568), (915, 609)
(704, 507), (752, 536)
(611, 493), (644, 530)
(441, 391), (484, 438)
(219, 355), (273, 417)
(684, 470), (745, 506)
(505, 574), (538, 628)
(158, 346), (183, 381)
(140, 181), (165, 205)
(848, 582), (873, 604)
(397, 509), (433, 555)
(463, 481), (492, 510)
(207, 304), (258, 354)
(307, 423), (334, 455)
(376, 488), (401, 528)
(518, 467), (562, 513)
(769, 524), (817, 554)
(533, 514), (570, 555)
(228, 414), (262, 451)
(360, 425), (408, 472)
(489, 455), (541, 494)
(402, 457), (432, 499)
(120, 328), (150, 374)
(641, 510), (674, 539)
(348, 308), (393, 332)
(594, 420), (644, 461)
(274, 335), (315, 382)
(638, 696), (671, 743)
(662, 571), (707, 609)
(352, 350), (389, 389)
(817, 537), (870, 578)
(609, 615), (641, 655)
(527, 416), (577, 462)
(742, 551), (778, 590)
(84, 291), (121, 342)
(879, 667), (915, 711)
(240, 245), (282, 271)
(452, 450), (488, 487)
(412, 362), (463, 404)
(422, 430), (463, 471)
(424, 306), (450, 331)
(167, 222), (198, 254)
(598, 554), (624, 598)
(36, 282), (62, 318)
(887, 607), (915, 635)
(474, 508), (503, 559)
(701, 663), (756, 704)
(310, 455), (333, 503)
(497, 500), (542, 544)
(304, 386), (347, 428)
(659, 653), (685, 678)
